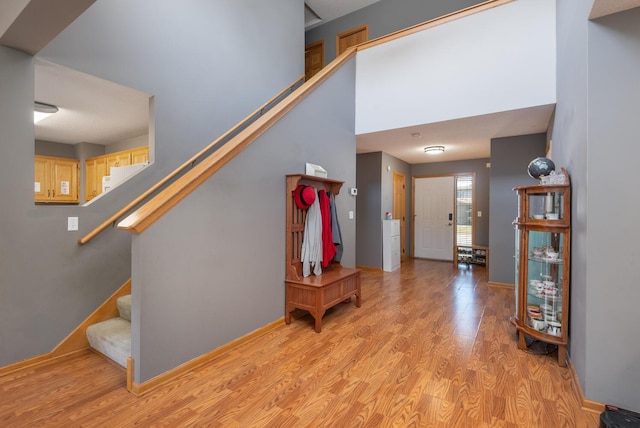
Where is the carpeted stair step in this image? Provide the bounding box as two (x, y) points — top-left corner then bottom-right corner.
(117, 294), (131, 321)
(86, 317), (131, 368)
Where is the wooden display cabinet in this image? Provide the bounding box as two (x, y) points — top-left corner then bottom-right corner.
(513, 168), (570, 366)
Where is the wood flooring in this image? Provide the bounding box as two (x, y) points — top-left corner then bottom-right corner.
(0, 259), (599, 427)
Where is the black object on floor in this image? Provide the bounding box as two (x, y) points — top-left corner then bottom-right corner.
(600, 404), (640, 428)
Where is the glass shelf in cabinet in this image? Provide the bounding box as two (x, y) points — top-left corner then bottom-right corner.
(528, 255), (563, 264)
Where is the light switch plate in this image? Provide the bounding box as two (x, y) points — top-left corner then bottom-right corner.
(68, 217), (78, 231)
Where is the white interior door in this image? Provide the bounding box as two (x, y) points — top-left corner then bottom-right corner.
(414, 176), (455, 260)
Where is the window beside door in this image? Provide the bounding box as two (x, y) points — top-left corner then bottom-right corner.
(456, 175), (474, 246)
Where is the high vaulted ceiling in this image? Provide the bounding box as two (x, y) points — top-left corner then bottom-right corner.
(305, 0), (382, 29)
(7, 0), (640, 163)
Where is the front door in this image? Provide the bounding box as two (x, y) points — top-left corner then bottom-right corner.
(414, 176), (454, 260)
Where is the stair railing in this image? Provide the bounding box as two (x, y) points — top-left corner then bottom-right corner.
(115, 0), (511, 236)
(117, 49), (357, 234)
(78, 75), (305, 245)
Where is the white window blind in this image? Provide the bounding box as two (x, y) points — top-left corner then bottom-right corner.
(456, 176), (473, 246)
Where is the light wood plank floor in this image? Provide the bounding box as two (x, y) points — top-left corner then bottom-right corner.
(0, 259), (599, 427)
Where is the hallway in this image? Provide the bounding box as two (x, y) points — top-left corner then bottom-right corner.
(0, 259), (598, 427)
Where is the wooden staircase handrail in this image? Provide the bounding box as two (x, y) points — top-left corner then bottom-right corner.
(116, 0), (512, 236)
(78, 74), (305, 245)
(117, 49), (357, 234)
(356, 0), (512, 53)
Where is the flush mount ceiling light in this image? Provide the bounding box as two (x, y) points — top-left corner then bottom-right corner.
(424, 145), (445, 154)
(34, 101), (58, 123)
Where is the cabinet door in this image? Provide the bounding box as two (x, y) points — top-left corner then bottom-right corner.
(51, 158), (79, 203)
(85, 160), (97, 201)
(107, 152), (131, 172)
(130, 146), (148, 164)
(34, 156), (50, 202)
(85, 158), (108, 201)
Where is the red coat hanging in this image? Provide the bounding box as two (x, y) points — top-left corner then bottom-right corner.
(318, 189), (336, 268)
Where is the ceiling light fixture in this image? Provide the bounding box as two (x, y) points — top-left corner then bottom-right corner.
(34, 101), (58, 124)
(424, 145), (445, 154)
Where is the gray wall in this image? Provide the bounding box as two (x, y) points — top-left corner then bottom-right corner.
(106, 134), (148, 154)
(586, 7), (640, 410)
(306, 0), (485, 65)
(561, 4), (640, 410)
(356, 152), (382, 268)
(555, 1), (640, 410)
(0, 0), (302, 367)
(381, 152), (412, 258)
(355, 152), (411, 269)
(411, 158), (491, 247)
(553, 0), (590, 399)
(489, 134), (546, 285)
(132, 60), (357, 382)
(35, 139), (77, 158)
(0, 46), (132, 365)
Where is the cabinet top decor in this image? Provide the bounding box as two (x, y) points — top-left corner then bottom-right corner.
(513, 168), (570, 192)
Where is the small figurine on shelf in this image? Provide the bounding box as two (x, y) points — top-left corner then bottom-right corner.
(540, 170), (568, 185)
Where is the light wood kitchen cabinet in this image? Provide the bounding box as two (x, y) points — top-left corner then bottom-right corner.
(130, 146), (149, 164)
(85, 157), (108, 201)
(106, 152), (131, 170)
(85, 146), (148, 201)
(34, 155), (79, 203)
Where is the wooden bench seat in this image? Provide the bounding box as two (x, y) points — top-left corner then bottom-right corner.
(285, 265), (361, 333)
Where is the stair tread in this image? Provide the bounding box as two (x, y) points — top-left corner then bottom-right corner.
(86, 317), (131, 368)
(117, 294), (131, 321)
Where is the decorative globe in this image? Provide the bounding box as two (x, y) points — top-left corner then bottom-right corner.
(527, 157), (555, 179)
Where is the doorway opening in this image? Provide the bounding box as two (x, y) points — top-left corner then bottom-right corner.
(34, 59), (154, 205)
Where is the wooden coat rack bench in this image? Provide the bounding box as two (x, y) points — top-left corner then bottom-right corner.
(285, 174), (361, 332)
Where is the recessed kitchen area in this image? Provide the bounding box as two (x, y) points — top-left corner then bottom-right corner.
(34, 59), (153, 204)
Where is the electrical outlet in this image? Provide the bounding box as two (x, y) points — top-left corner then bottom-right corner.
(348, 211), (354, 220)
(68, 217), (78, 231)
(477, 211), (482, 218)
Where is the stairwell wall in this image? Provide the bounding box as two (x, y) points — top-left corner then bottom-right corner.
(132, 60), (357, 384)
(0, 0), (302, 367)
(554, 1), (640, 410)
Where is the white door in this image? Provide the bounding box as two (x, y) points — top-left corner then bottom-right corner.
(414, 176), (455, 260)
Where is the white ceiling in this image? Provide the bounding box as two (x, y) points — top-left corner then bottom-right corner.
(34, 59), (150, 145)
(305, 0), (383, 29)
(357, 105), (555, 164)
